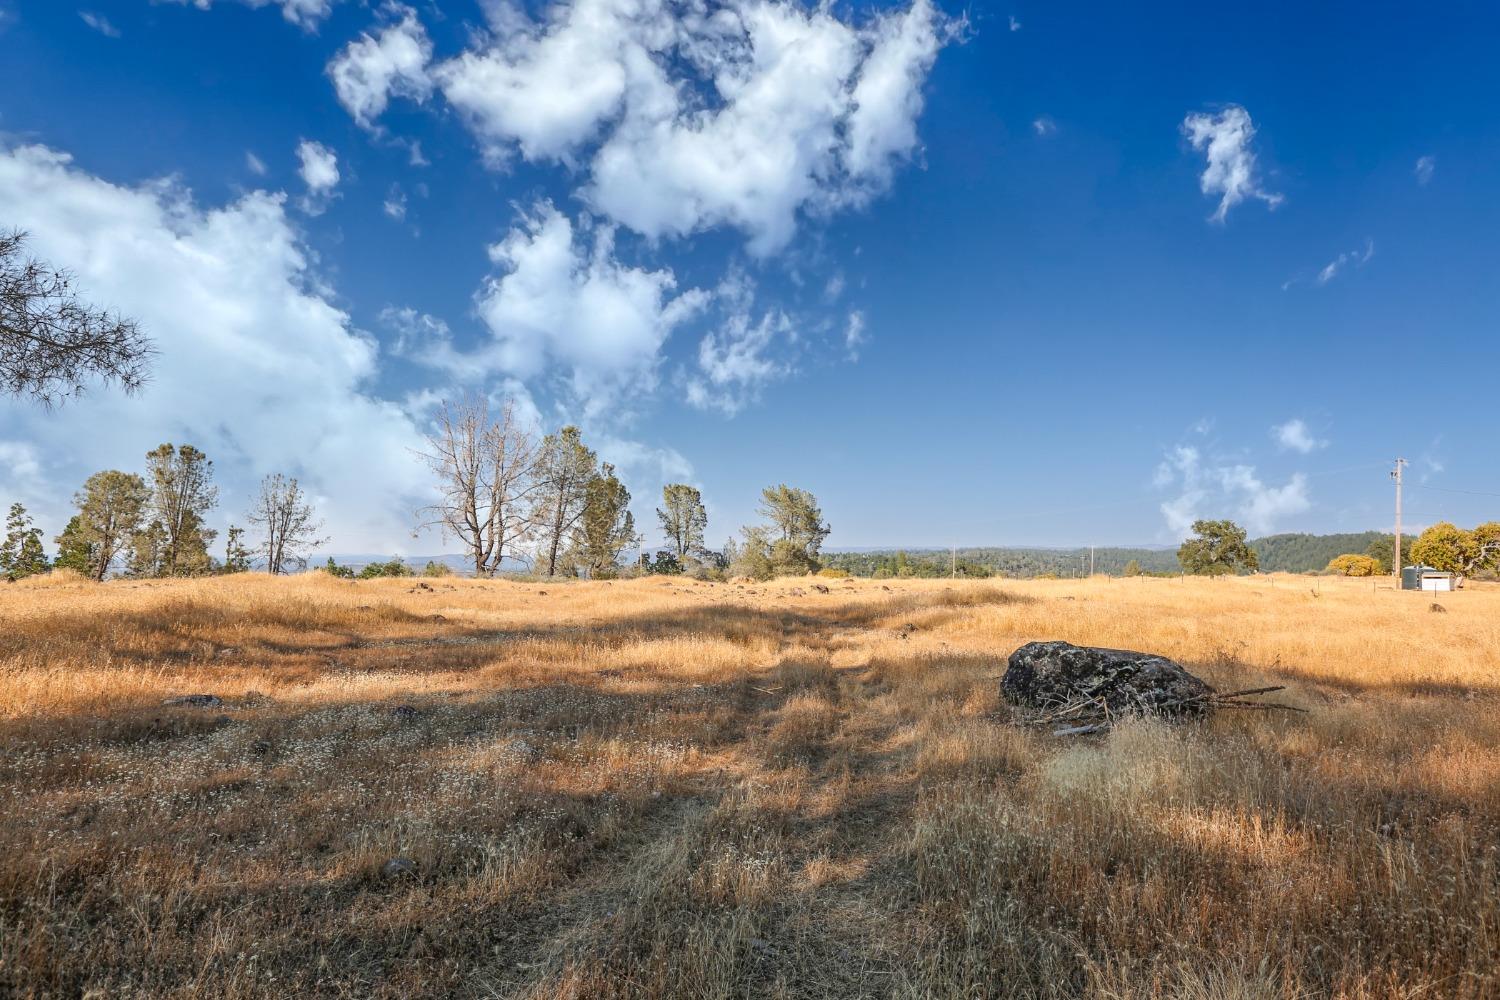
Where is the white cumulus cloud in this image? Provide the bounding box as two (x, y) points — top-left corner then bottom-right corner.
(1272, 418), (1327, 454)
(413, 202), (707, 419)
(1154, 442), (1310, 537)
(327, 5), (434, 130)
(1181, 104), (1282, 223)
(435, 0), (669, 166)
(423, 0), (955, 255)
(295, 139), (339, 213)
(590, 0), (953, 255)
(0, 142), (431, 551)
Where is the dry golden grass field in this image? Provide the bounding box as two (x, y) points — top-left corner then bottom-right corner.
(2, 571), (1498, 999)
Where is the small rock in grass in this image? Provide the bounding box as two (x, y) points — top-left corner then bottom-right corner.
(162, 694), (223, 708)
(1429, 603), (1447, 613)
(390, 704), (420, 722)
(508, 739), (543, 762)
(382, 856), (417, 878)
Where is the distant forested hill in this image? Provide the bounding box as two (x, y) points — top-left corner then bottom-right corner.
(1249, 532), (1388, 573)
(823, 546), (1181, 579)
(824, 531), (1392, 579)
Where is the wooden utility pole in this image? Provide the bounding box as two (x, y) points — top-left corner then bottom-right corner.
(1392, 457), (1407, 577)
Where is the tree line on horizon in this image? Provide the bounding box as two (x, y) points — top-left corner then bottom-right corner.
(822, 521), (1500, 581)
(0, 395), (835, 584)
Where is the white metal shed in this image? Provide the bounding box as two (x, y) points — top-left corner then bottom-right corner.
(1419, 571), (1457, 592)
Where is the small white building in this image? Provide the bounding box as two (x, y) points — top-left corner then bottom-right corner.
(1402, 565), (1461, 591)
(1419, 570), (1458, 592)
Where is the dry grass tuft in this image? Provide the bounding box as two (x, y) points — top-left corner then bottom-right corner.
(1, 573), (1497, 997)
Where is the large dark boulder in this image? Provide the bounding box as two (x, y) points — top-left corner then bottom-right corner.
(1002, 641), (1213, 717)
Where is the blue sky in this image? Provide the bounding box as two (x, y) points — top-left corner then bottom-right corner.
(1, 0), (1496, 553)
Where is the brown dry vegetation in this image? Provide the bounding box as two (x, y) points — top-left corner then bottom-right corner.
(2, 571), (1498, 999)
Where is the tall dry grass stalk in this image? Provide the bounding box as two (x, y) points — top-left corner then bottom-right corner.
(1, 572), (1497, 997)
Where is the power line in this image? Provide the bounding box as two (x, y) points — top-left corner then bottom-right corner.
(1411, 484), (1500, 499)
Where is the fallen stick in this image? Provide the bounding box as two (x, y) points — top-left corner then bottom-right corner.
(1053, 723), (1110, 736)
(1213, 685), (1288, 699)
(1214, 700), (1307, 713)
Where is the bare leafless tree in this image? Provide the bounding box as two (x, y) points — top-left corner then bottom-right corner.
(1, 230), (154, 406)
(416, 394), (542, 577)
(246, 474), (326, 575)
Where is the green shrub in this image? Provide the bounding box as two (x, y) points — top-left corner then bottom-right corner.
(358, 558), (413, 579)
(322, 557), (355, 579)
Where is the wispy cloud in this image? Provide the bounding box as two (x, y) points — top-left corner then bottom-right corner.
(79, 10), (120, 37)
(1419, 436), (1445, 484)
(1181, 105), (1282, 223)
(844, 310), (866, 361)
(1281, 238), (1374, 290)
(1414, 155), (1436, 186)
(245, 151), (267, 176)
(383, 184), (407, 221)
(1008, 14), (1021, 31)
(1032, 116), (1056, 136)
(1316, 239), (1374, 285)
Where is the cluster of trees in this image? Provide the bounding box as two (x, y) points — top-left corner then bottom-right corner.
(419, 397), (640, 578)
(322, 557), (454, 580)
(722, 485), (831, 580)
(1323, 523), (1498, 579)
(419, 395), (830, 581)
(1251, 532), (1395, 574)
(1, 444), (324, 581)
(1409, 521), (1500, 577)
